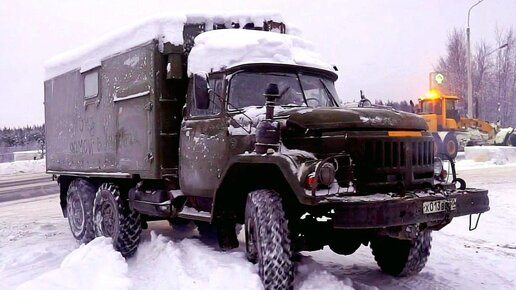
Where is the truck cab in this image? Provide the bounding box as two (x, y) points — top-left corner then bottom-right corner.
(180, 64), (339, 199)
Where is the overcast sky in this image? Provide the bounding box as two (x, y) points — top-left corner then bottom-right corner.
(1, 0), (515, 127)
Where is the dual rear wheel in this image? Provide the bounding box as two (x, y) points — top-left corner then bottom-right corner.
(66, 180), (142, 258)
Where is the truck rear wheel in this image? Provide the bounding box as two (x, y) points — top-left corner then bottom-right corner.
(370, 230), (432, 276)
(93, 183), (142, 258)
(244, 189), (293, 290)
(66, 178), (96, 244)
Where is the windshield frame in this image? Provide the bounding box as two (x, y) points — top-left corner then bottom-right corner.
(225, 64), (339, 112)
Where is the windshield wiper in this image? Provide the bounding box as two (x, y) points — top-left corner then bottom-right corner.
(320, 79), (339, 107)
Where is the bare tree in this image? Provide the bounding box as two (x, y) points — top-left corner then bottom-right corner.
(435, 27), (516, 127)
(492, 28), (516, 126)
(436, 29), (468, 114)
(472, 40), (492, 120)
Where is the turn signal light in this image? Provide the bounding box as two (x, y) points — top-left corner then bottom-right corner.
(306, 173), (317, 188)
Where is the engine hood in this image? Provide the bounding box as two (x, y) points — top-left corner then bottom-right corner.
(280, 107), (428, 131)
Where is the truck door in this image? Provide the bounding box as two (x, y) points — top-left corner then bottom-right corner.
(179, 75), (228, 197)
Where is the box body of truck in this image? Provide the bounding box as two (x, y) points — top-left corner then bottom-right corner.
(45, 40), (180, 179)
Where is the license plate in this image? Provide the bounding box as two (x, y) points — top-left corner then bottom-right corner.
(423, 199), (456, 214)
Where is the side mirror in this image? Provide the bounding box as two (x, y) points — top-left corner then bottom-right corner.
(194, 74), (209, 110)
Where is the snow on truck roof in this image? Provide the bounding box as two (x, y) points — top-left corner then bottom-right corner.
(44, 11), (284, 80)
(187, 29), (334, 75)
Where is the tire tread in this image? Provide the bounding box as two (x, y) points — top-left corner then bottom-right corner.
(370, 230), (432, 276)
(94, 183), (142, 258)
(245, 189), (293, 290)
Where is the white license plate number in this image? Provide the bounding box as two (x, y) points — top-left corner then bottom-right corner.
(423, 199), (456, 214)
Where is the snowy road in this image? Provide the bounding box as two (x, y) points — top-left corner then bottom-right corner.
(1, 166), (515, 290)
(0, 174), (56, 202)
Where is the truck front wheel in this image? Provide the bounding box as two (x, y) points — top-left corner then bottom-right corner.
(370, 230), (432, 276)
(93, 183), (142, 258)
(66, 178), (96, 244)
(244, 189), (293, 290)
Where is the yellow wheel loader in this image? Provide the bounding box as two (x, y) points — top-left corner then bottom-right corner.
(417, 90), (497, 159)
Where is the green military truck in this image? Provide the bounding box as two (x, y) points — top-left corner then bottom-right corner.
(44, 13), (489, 290)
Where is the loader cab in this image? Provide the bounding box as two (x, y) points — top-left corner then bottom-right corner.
(418, 91), (459, 131)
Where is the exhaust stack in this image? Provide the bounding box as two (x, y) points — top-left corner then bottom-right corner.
(255, 83), (281, 154)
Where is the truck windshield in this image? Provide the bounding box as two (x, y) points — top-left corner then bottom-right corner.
(421, 100), (442, 114)
(228, 72), (337, 109)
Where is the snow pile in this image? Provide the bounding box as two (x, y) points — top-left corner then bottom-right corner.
(463, 146), (516, 164)
(0, 159), (45, 176)
(295, 263), (355, 290)
(455, 146), (516, 170)
(14, 229), (362, 290)
(128, 232), (263, 290)
(44, 11), (282, 80)
(17, 237), (131, 290)
(188, 29), (334, 75)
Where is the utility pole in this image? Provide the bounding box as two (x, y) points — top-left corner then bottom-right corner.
(467, 0), (485, 119)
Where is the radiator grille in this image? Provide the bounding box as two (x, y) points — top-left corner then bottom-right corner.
(364, 139), (433, 168)
(411, 140), (433, 166)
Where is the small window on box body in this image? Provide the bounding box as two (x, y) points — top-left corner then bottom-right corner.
(84, 71), (99, 99)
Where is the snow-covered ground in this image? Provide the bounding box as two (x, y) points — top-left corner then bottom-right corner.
(0, 159), (45, 177)
(1, 155), (515, 290)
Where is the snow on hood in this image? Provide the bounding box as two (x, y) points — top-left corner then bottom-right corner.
(228, 106), (293, 136)
(188, 29), (334, 75)
(44, 11), (282, 80)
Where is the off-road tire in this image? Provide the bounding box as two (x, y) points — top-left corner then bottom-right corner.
(66, 178), (96, 244)
(245, 189), (293, 290)
(93, 183), (142, 258)
(443, 132), (458, 159)
(370, 230), (432, 276)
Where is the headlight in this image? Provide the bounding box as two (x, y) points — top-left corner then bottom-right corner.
(317, 161), (336, 186)
(433, 157), (443, 176)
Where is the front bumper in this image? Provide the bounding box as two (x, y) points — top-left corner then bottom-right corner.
(321, 189), (489, 229)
